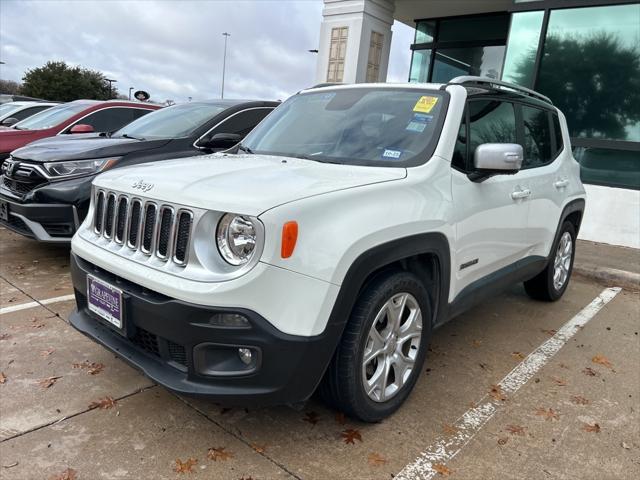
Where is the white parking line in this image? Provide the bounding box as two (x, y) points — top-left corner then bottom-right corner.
(395, 287), (621, 480)
(0, 294), (76, 315)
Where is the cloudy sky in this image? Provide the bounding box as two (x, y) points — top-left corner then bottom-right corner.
(0, 0), (415, 103)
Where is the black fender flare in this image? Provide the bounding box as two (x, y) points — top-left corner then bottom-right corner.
(326, 232), (451, 331)
(548, 198), (586, 261)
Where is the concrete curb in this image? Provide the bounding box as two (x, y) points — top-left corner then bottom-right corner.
(574, 264), (640, 291)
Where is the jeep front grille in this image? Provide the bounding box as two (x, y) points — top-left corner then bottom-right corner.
(93, 189), (192, 266)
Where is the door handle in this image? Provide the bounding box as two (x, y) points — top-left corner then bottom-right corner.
(511, 188), (531, 200)
(554, 179), (570, 189)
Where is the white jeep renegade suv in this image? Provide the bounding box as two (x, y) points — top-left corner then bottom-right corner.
(69, 77), (585, 422)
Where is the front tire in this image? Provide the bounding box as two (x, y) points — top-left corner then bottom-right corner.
(319, 271), (432, 422)
(524, 221), (576, 301)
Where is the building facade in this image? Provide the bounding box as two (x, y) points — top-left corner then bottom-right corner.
(316, 0), (639, 248)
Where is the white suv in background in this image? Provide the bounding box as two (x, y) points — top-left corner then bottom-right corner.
(68, 77), (585, 422)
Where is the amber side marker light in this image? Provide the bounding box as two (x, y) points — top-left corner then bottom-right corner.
(281, 221), (298, 259)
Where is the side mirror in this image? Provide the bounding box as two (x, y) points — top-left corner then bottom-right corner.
(1, 117), (19, 127)
(470, 143), (523, 182)
(197, 133), (243, 150)
(69, 124), (95, 134)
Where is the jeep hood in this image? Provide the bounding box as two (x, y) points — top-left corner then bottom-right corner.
(94, 153), (406, 216)
(11, 136), (171, 162)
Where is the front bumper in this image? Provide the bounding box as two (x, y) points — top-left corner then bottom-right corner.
(0, 194), (79, 242)
(69, 253), (343, 405)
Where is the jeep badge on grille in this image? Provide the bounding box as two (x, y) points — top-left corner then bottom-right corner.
(132, 179), (154, 192)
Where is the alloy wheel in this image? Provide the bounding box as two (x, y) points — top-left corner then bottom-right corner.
(362, 292), (423, 402)
(553, 231), (573, 290)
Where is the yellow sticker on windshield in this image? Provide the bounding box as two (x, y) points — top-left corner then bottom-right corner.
(413, 96), (438, 113)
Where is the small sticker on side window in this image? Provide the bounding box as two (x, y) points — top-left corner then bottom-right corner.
(413, 96), (438, 113)
(382, 149), (402, 159)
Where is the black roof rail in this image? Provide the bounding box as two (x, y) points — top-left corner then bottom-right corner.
(447, 76), (553, 105)
(308, 82), (344, 89)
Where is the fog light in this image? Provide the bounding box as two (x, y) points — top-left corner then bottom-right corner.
(238, 348), (253, 365)
(208, 313), (249, 328)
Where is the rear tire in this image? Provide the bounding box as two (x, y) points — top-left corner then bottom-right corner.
(319, 271), (432, 422)
(524, 221), (576, 301)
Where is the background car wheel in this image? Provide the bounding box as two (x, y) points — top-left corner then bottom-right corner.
(524, 221), (576, 302)
(319, 271), (432, 422)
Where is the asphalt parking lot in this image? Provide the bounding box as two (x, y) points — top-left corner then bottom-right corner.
(0, 226), (638, 480)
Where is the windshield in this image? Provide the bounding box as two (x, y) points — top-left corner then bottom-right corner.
(241, 88), (447, 166)
(0, 103), (23, 118)
(113, 103), (227, 139)
(13, 102), (89, 130)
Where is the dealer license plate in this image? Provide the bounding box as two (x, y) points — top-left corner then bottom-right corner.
(87, 275), (123, 330)
(0, 200), (8, 222)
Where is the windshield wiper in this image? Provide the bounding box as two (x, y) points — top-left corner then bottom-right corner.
(121, 133), (145, 141)
(237, 144), (254, 154)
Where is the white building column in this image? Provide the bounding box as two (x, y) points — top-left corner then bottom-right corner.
(315, 0), (395, 84)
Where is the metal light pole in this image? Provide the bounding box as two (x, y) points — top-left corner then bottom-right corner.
(106, 78), (117, 99)
(129, 87), (134, 100)
(221, 32), (231, 99)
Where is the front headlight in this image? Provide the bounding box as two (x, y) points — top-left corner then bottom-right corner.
(216, 213), (258, 266)
(43, 157), (119, 178)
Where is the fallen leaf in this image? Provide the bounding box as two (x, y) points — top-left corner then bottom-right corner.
(341, 428), (363, 445)
(73, 361), (105, 375)
(0, 333), (10, 341)
(535, 407), (560, 421)
(582, 367), (599, 377)
(207, 447), (234, 461)
(32, 323), (45, 329)
(471, 339), (482, 347)
(40, 348), (55, 357)
(582, 422), (601, 433)
(489, 384), (506, 402)
(368, 452), (388, 466)
(303, 411), (320, 426)
(433, 463), (452, 476)
(174, 457), (197, 473)
(442, 423), (459, 435)
(88, 396), (117, 410)
(552, 376), (568, 386)
(541, 329), (557, 336)
(592, 354), (613, 370)
(251, 444), (267, 454)
(497, 437), (508, 445)
(621, 441), (631, 449)
(505, 424), (526, 436)
(570, 395), (590, 405)
(511, 351), (525, 360)
(335, 412), (347, 425)
(0, 372), (6, 384)
(37, 376), (62, 389)
(48, 468), (77, 480)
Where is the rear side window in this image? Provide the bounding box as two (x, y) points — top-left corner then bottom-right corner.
(468, 100), (517, 164)
(12, 105), (52, 121)
(521, 105), (552, 168)
(210, 108), (273, 137)
(552, 114), (564, 156)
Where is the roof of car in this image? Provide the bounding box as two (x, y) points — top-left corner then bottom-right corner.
(187, 99), (279, 107)
(3, 101), (59, 107)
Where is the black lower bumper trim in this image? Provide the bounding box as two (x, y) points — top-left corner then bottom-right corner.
(69, 253), (344, 406)
(0, 194), (77, 241)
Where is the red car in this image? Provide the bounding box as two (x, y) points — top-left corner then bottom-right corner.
(0, 100), (161, 164)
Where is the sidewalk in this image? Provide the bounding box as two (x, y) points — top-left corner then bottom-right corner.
(574, 239), (640, 290)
